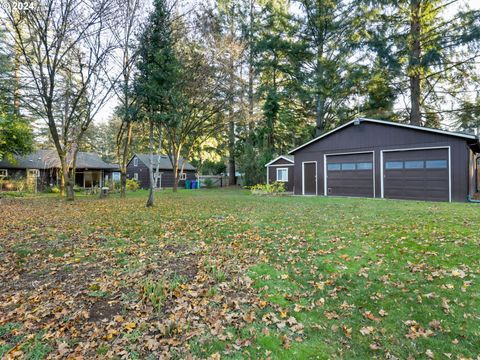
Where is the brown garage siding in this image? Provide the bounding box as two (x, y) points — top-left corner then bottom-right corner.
(292, 121), (473, 202)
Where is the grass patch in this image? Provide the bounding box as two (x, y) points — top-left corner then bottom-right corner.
(1, 189), (479, 359)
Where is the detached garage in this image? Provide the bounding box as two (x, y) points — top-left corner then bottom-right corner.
(289, 118), (480, 202)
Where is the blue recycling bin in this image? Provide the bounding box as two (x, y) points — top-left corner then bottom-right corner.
(191, 180), (196, 189)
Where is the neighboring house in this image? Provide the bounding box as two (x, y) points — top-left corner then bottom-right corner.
(126, 154), (197, 189)
(0, 150), (119, 191)
(265, 155), (294, 192)
(287, 118), (480, 202)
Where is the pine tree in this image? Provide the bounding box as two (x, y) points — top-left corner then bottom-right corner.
(135, 0), (180, 206)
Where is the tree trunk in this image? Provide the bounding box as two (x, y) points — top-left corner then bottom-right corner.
(315, 95), (326, 136)
(409, 0), (422, 126)
(119, 121), (132, 198)
(120, 171), (127, 197)
(146, 119), (155, 207)
(315, 26), (325, 136)
(154, 126), (162, 189)
(247, 0), (255, 136)
(172, 157), (178, 193)
(228, 119), (236, 186)
(227, 5), (236, 187)
(60, 156), (74, 201)
(171, 146), (182, 193)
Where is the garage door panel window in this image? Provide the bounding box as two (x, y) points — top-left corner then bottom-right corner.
(327, 163), (341, 171)
(425, 160), (447, 169)
(341, 163), (356, 170)
(385, 161), (403, 169)
(356, 162), (372, 170)
(404, 160), (424, 169)
(276, 168), (288, 182)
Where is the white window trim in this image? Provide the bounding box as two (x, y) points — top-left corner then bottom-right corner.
(302, 161), (317, 195)
(179, 172), (187, 180)
(276, 168), (288, 182)
(0, 169), (7, 177)
(324, 151), (375, 197)
(133, 157), (138, 167)
(133, 173), (139, 181)
(380, 146), (451, 202)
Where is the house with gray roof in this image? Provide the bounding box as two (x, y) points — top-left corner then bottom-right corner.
(126, 154), (197, 189)
(0, 149), (119, 191)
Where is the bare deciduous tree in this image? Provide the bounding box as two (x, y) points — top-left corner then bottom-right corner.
(2, 0), (116, 200)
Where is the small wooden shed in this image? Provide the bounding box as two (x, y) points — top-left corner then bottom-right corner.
(265, 155), (294, 192)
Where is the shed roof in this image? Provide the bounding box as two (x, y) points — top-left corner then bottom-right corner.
(132, 154), (196, 171)
(289, 118), (479, 154)
(0, 150), (119, 170)
(265, 155), (294, 167)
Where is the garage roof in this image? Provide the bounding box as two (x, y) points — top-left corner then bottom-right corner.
(288, 118), (479, 154)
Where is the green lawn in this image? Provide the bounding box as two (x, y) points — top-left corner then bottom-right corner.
(0, 189), (479, 359)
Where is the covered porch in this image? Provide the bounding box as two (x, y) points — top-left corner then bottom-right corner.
(75, 169), (117, 189)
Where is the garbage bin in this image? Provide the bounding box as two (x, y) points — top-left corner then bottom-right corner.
(185, 179), (191, 189)
(196, 179), (200, 189)
(99, 187), (109, 198)
(191, 180), (196, 189)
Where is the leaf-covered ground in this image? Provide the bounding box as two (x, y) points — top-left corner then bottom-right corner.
(0, 189), (479, 359)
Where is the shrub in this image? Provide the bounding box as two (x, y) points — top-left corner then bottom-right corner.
(203, 178), (214, 189)
(73, 185), (82, 193)
(126, 179), (139, 191)
(250, 181), (286, 195)
(49, 186), (60, 194)
(1, 178), (28, 192)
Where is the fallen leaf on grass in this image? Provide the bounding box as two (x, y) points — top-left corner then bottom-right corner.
(359, 326), (375, 336)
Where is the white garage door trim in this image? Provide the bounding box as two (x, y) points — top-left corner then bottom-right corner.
(323, 151), (375, 197)
(302, 161), (317, 195)
(380, 146), (451, 202)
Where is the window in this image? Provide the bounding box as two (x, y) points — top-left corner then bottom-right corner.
(405, 160), (424, 169)
(327, 163), (341, 171)
(426, 160), (447, 169)
(133, 173), (138, 181)
(276, 168), (288, 182)
(385, 161), (403, 169)
(28, 169), (40, 177)
(180, 172), (187, 180)
(0, 169), (7, 177)
(133, 157), (138, 167)
(356, 162), (372, 170)
(341, 163), (356, 170)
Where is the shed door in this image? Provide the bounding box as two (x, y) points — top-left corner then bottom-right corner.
(302, 162), (317, 195)
(383, 148), (449, 202)
(326, 153), (374, 197)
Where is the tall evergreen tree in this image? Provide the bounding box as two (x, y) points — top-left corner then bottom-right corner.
(363, 0), (480, 126)
(135, 0), (180, 206)
(0, 26), (33, 162)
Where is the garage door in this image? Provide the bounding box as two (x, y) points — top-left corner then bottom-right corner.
(326, 152), (374, 197)
(382, 148), (449, 202)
